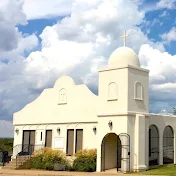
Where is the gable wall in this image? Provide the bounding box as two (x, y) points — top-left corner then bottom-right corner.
(14, 84), (99, 125)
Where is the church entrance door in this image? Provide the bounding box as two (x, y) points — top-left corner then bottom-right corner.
(45, 130), (52, 147)
(101, 133), (121, 172)
(22, 130), (35, 155)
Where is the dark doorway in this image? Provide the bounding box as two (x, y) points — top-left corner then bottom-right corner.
(75, 129), (83, 153)
(149, 125), (159, 166)
(101, 133), (122, 172)
(66, 129), (74, 156)
(45, 130), (52, 147)
(22, 130), (35, 155)
(163, 126), (174, 164)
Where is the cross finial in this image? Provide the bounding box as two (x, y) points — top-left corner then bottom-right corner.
(121, 31), (129, 47)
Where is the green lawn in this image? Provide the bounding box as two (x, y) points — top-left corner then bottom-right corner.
(137, 165), (176, 176)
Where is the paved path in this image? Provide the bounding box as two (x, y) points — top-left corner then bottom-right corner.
(0, 169), (144, 176)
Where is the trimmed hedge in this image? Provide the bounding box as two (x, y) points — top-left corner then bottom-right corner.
(73, 149), (97, 172)
(30, 147), (70, 170)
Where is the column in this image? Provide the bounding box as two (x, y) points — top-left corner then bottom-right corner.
(145, 118), (149, 168)
(134, 114), (147, 171)
(159, 131), (163, 165)
(96, 145), (101, 172)
(174, 132), (176, 164)
(12, 128), (22, 158)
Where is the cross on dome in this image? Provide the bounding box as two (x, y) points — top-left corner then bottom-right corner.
(121, 31), (129, 47)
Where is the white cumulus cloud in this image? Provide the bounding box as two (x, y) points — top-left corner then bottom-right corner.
(23, 0), (72, 20)
(161, 27), (176, 43)
(23, 0), (158, 91)
(156, 0), (176, 9)
(0, 0), (27, 52)
(139, 44), (176, 113)
(0, 0), (39, 137)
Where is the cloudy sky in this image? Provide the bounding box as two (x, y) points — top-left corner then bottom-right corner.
(0, 0), (176, 137)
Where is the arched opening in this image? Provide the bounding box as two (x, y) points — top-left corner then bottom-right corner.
(163, 126), (174, 164)
(134, 81), (143, 100)
(108, 82), (117, 100)
(149, 125), (159, 166)
(59, 88), (67, 104)
(101, 133), (121, 172)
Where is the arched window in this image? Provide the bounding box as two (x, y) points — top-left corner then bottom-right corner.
(149, 125), (159, 166)
(134, 81), (143, 100)
(163, 126), (174, 164)
(108, 82), (117, 101)
(58, 88), (67, 104)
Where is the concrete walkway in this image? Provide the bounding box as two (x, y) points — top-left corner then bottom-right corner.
(0, 169), (143, 176)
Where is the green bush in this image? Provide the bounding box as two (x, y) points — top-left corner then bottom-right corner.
(73, 149), (97, 172)
(0, 138), (13, 154)
(30, 147), (69, 170)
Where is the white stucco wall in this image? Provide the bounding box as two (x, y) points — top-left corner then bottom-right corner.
(98, 67), (128, 112)
(13, 122), (98, 157)
(147, 114), (176, 165)
(96, 115), (129, 172)
(128, 66), (149, 113)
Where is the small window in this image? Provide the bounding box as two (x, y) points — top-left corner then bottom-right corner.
(108, 82), (117, 101)
(40, 132), (42, 141)
(58, 88), (67, 104)
(134, 81), (143, 100)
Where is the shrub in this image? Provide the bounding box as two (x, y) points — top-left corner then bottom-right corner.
(30, 147), (69, 170)
(0, 138), (13, 154)
(73, 149), (97, 172)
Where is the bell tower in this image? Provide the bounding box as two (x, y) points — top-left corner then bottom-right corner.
(98, 32), (149, 113)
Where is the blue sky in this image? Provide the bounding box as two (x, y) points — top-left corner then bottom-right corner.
(18, 18), (59, 36)
(142, 7), (176, 55)
(0, 0), (176, 137)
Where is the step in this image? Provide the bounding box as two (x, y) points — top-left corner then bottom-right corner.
(5, 163), (17, 167)
(3, 161), (27, 169)
(14, 159), (29, 163)
(6, 162), (24, 167)
(6, 159), (26, 164)
(17, 155), (30, 158)
(2, 166), (16, 170)
(3, 163), (23, 169)
(8, 160), (16, 163)
(16, 157), (30, 161)
(2, 155), (32, 170)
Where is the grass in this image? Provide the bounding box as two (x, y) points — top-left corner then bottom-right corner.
(136, 164), (176, 176)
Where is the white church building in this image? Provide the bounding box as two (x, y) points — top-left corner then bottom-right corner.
(13, 39), (176, 172)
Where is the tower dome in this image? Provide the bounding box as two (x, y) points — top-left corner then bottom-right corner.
(108, 47), (140, 68)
